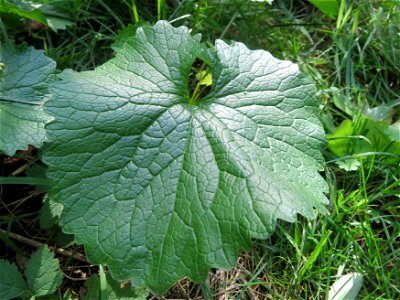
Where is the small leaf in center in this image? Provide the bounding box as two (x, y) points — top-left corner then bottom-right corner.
(188, 58), (212, 105)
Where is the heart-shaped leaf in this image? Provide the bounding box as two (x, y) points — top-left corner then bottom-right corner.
(44, 21), (328, 293)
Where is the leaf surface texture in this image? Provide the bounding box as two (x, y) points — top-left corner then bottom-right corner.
(45, 21), (328, 293)
(0, 44), (54, 155)
(0, 259), (26, 299)
(25, 245), (63, 296)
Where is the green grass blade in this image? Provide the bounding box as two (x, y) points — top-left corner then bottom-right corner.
(99, 265), (107, 300)
(299, 230), (332, 279)
(0, 177), (52, 185)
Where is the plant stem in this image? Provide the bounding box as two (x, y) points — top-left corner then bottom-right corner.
(189, 82), (202, 105)
(131, 0), (139, 24)
(189, 69), (211, 104)
(200, 280), (213, 300)
(0, 229), (87, 263)
(157, 0), (167, 20)
(98, 0), (125, 27)
(219, 11), (238, 40)
(0, 17), (12, 48)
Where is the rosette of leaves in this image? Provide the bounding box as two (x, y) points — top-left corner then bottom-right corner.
(45, 21), (328, 293)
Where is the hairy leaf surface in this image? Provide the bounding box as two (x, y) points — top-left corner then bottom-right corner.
(0, 44), (54, 155)
(45, 21), (328, 293)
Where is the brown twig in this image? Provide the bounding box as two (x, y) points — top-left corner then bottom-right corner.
(62, 272), (88, 281)
(10, 162), (30, 176)
(0, 229), (87, 263)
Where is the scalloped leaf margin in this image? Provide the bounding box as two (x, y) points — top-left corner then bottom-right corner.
(44, 21), (328, 293)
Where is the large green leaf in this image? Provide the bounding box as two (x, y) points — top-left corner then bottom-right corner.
(0, 44), (55, 155)
(45, 21), (328, 293)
